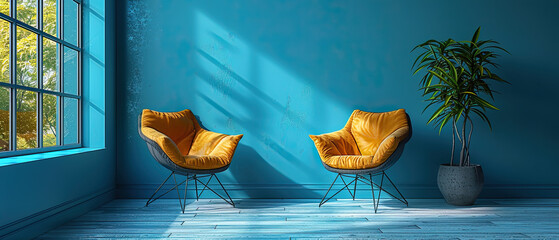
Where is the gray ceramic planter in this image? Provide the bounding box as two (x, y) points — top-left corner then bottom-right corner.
(437, 164), (484, 206)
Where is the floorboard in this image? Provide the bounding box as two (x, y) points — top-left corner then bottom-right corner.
(37, 199), (559, 239)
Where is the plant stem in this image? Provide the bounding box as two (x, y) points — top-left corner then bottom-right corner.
(460, 114), (467, 166)
(466, 117), (474, 166)
(450, 118), (456, 166)
(453, 120), (462, 143)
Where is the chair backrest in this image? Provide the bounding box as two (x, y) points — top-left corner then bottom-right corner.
(372, 112), (412, 173)
(324, 112), (411, 174)
(138, 110), (236, 174)
(140, 109), (199, 155)
(349, 109), (410, 156)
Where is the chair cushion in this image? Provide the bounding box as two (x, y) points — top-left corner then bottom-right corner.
(309, 129), (360, 157)
(141, 109), (243, 170)
(351, 109), (409, 156)
(141, 109), (196, 155)
(322, 155), (376, 170)
(180, 155), (231, 170)
(180, 134), (243, 169)
(309, 109), (410, 170)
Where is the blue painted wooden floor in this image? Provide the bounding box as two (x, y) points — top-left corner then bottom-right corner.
(38, 199), (559, 239)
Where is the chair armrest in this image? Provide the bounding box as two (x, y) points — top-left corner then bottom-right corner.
(190, 129), (243, 157)
(141, 127), (184, 164)
(309, 129), (359, 160)
(323, 155), (375, 169)
(210, 134), (244, 160)
(373, 127), (409, 164)
(309, 133), (339, 159)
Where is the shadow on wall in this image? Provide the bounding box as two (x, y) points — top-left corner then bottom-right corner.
(189, 9), (356, 194)
(196, 111), (321, 199)
(196, 94), (303, 165)
(231, 144), (321, 199)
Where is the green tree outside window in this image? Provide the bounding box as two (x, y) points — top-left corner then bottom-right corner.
(0, 0), (59, 151)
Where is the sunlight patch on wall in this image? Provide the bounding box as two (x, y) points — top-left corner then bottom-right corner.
(82, 0), (106, 147)
(193, 11), (347, 183)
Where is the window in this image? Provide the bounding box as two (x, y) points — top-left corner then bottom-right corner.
(0, 0), (81, 156)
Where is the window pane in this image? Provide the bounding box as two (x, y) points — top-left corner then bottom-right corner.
(17, 27), (38, 88)
(43, 93), (57, 147)
(16, 89), (37, 149)
(63, 97), (76, 144)
(63, 0), (77, 46)
(0, 0), (9, 16)
(0, 87), (9, 151)
(63, 46), (77, 94)
(43, 38), (58, 91)
(0, 19), (9, 83)
(43, 0), (58, 36)
(17, 0), (38, 27)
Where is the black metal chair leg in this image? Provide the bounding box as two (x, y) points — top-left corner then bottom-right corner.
(376, 172), (385, 213)
(353, 175), (358, 200)
(318, 172), (406, 213)
(383, 171), (408, 206)
(197, 174), (213, 198)
(172, 173), (184, 212)
(146, 172), (173, 207)
(355, 172), (407, 207)
(194, 175), (199, 201)
(339, 175), (355, 199)
(182, 175), (188, 213)
(194, 174), (235, 207)
(214, 174), (235, 207)
(145, 179), (186, 207)
(319, 174), (339, 207)
(320, 174), (357, 207)
(369, 173), (378, 213)
(145, 172), (239, 212)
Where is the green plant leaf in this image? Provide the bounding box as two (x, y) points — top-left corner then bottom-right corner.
(422, 101), (438, 113)
(471, 27), (481, 45)
(456, 107), (465, 122)
(472, 108), (493, 130)
(439, 113), (453, 134)
(411, 39), (439, 52)
(427, 104), (447, 125)
(412, 26), (508, 140)
(471, 95), (500, 110)
(411, 51), (430, 70)
(425, 74), (435, 89)
(413, 63), (429, 75)
(482, 45), (511, 55)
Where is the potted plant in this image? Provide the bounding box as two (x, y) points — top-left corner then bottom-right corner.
(412, 27), (509, 205)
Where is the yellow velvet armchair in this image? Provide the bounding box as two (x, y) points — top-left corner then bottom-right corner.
(139, 109), (243, 212)
(310, 109), (411, 213)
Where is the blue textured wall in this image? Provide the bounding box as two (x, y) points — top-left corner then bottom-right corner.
(0, 0), (116, 238)
(116, 0), (559, 198)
